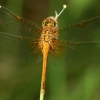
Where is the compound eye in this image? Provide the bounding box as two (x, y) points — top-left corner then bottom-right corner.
(51, 22), (56, 28)
(42, 21), (45, 28)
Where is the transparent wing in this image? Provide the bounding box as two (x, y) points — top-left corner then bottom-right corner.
(0, 32), (42, 63)
(0, 6), (42, 63)
(0, 6), (41, 37)
(49, 16), (100, 66)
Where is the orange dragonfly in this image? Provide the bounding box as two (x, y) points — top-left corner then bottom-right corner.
(0, 5), (100, 100)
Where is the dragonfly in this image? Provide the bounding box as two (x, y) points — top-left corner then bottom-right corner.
(0, 4), (100, 100)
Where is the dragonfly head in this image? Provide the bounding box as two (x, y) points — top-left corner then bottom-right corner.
(42, 5), (67, 29)
(42, 16), (58, 29)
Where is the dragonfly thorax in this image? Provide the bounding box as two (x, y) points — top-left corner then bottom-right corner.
(41, 27), (58, 40)
(39, 29), (59, 51)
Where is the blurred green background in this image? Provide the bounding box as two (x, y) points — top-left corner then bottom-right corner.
(0, 0), (100, 100)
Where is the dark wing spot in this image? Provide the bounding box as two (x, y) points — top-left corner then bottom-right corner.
(75, 20), (89, 27)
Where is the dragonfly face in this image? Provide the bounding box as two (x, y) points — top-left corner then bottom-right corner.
(42, 17), (58, 29)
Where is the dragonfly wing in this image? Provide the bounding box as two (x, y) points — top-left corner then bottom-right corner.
(0, 32), (42, 63)
(0, 6), (41, 38)
(49, 16), (100, 66)
(59, 16), (100, 41)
